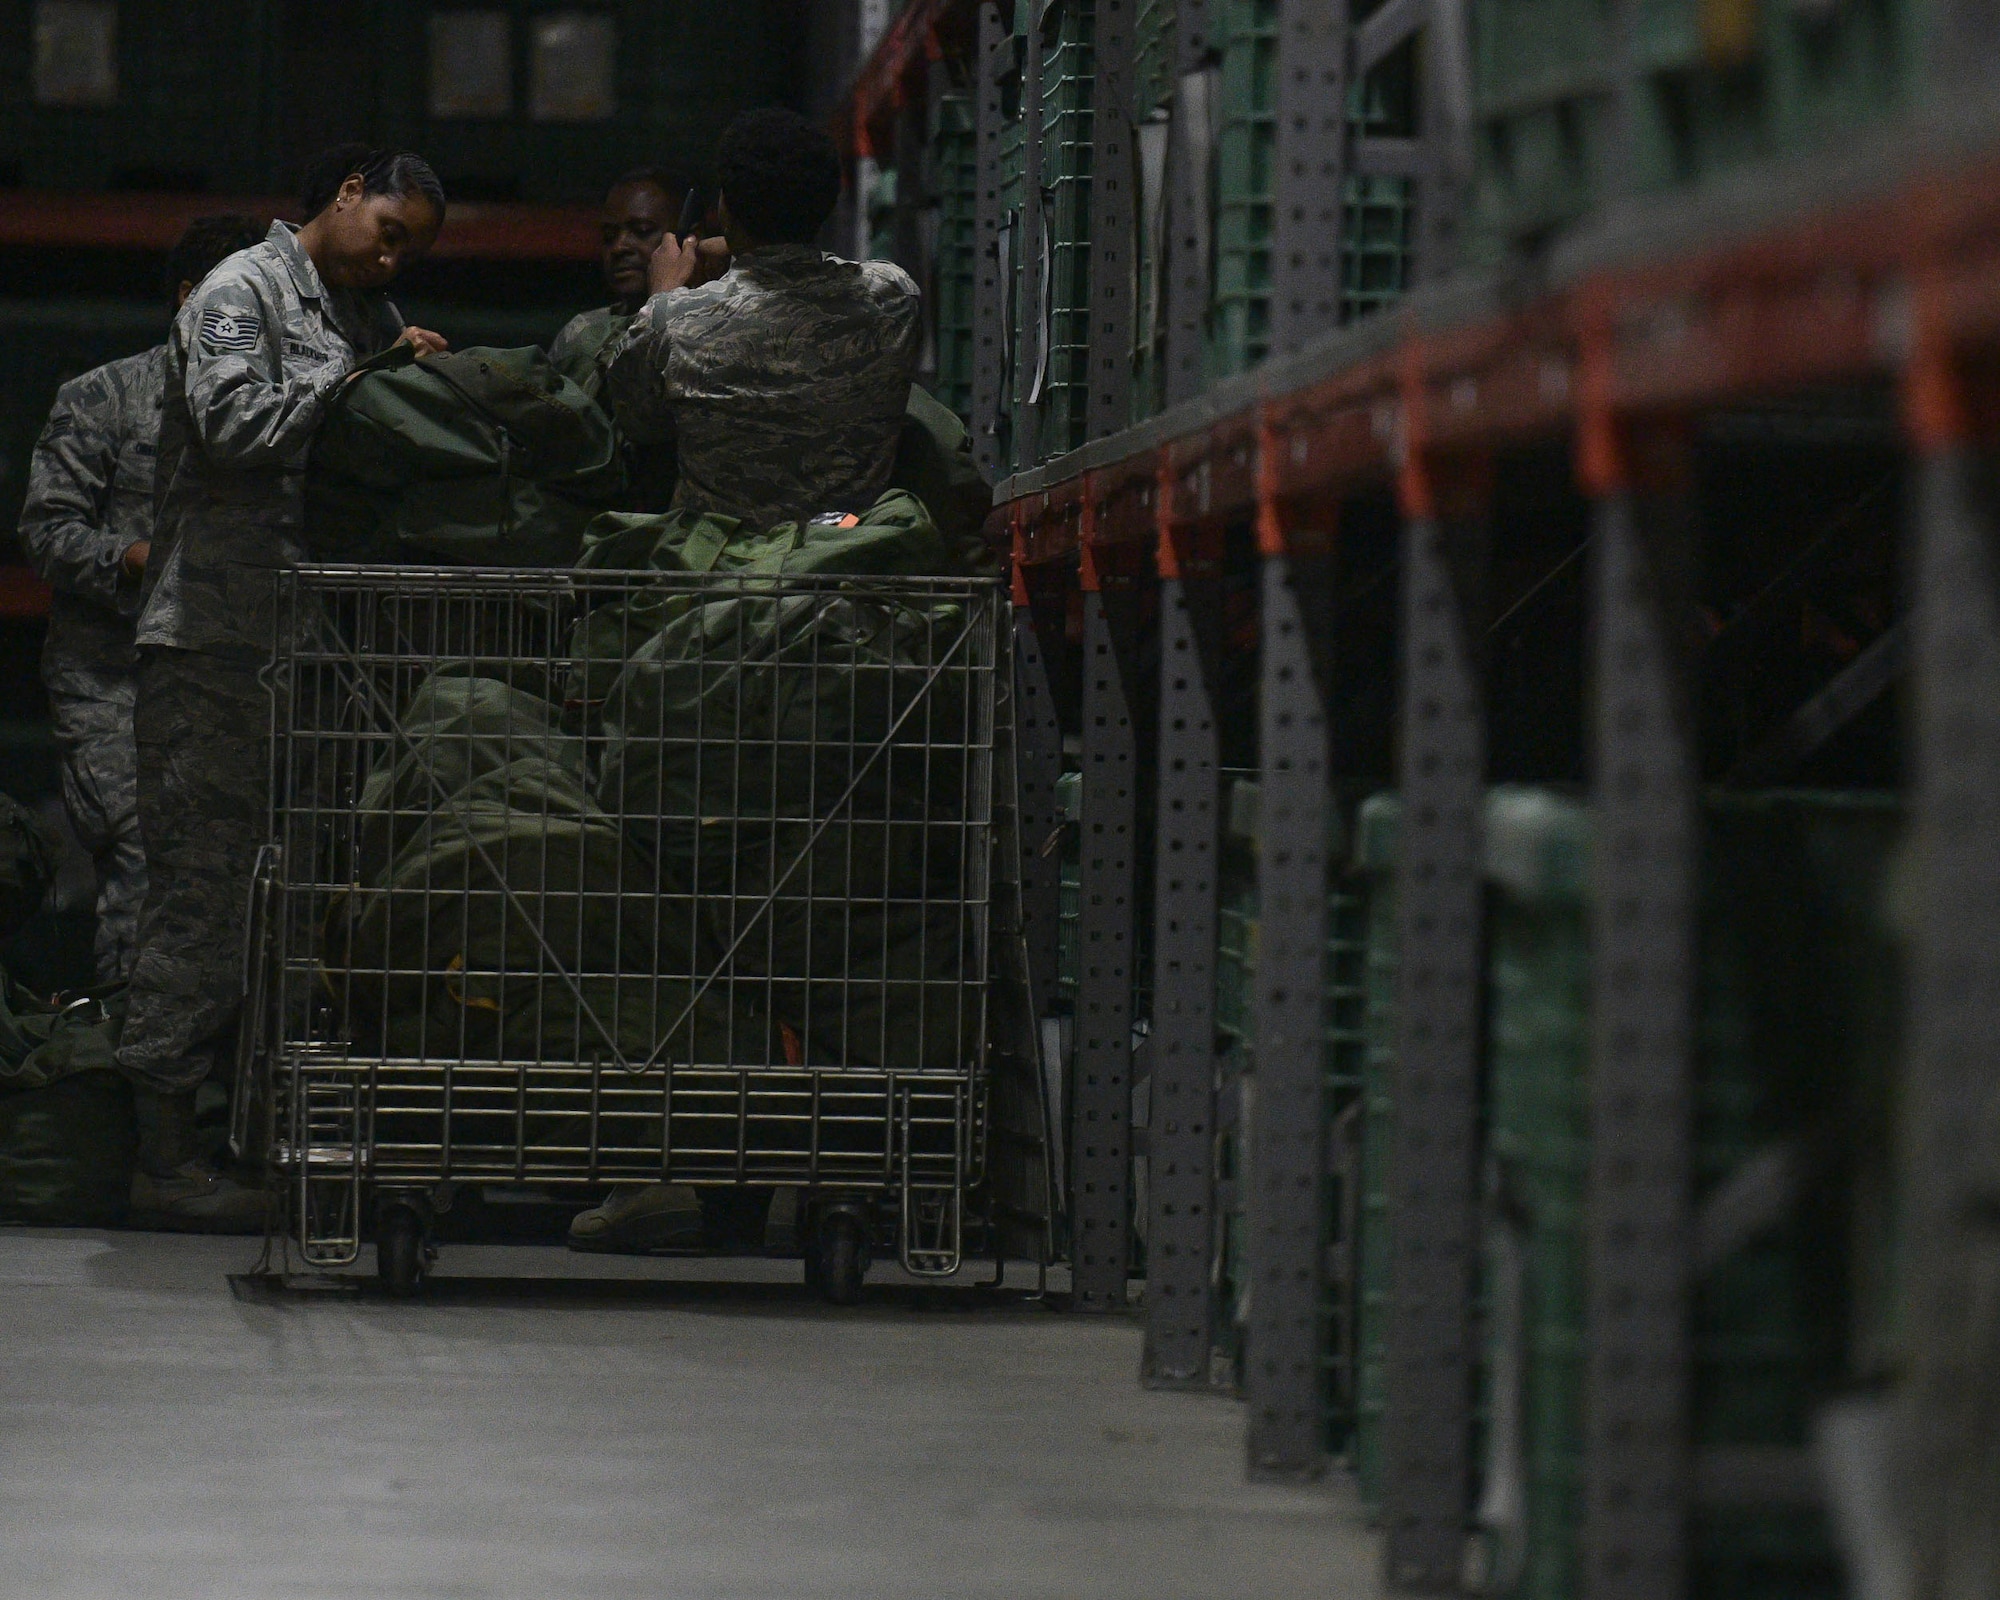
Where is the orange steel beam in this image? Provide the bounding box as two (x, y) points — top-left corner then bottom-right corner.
(0, 189), (600, 260)
(842, 0), (985, 160)
(996, 141), (2000, 572)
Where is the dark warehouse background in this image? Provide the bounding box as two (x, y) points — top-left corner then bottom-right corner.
(0, 0), (850, 809)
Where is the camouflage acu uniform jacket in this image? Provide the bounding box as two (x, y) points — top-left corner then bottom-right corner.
(18, 345), (164, 700)
(137, 220), (403, 661)
(602, 246), (921, 531)
(547, 305), (632, 400)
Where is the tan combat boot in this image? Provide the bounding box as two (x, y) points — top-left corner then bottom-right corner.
(566, 1182), (704, 1253)
(129, 1087), (271, 1235)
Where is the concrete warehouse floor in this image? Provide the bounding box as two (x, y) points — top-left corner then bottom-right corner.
(0, 1230), (1380, 1600)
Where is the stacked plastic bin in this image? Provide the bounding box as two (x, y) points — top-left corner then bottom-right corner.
(928, 89), (980, 420)
(1464, 0), (1913, 261)
(1032, 0), (1098, 459)
(1210, 776), (1371, 1446)
(1477, 789), (1899, 1598)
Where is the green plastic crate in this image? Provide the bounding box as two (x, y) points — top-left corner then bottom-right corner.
(1034, 0), (1098, 460)
(1211, 0), (1280, 381)
(1210, 776), (1370, 1446)
(1215, 773), (1262, 1048)
(1134, 0), (1179, 122)
(1465, 0), (1914, 263)
(929, 91), (980, 423)
(1055, 770), (1083, 1004)
(1131, 0), (1177, 423)
(866, 164), (899, 268)
(1210, 4), (1420, 379)
(1344, 50), (1420, 324)
(1482, 788), (1899, 1600)
(994, 0), (1032, 472)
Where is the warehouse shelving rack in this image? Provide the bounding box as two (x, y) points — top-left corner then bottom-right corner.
(842, 4), (1997, 1592)
(983, 130), (2000, 1591)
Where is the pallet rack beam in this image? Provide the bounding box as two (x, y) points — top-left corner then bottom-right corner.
(0, 189), (600, 260)
(1142, 479), (1227, 1387)
(1244, 498), (1333, 1480)
(1581, 421), (1698, 1600)
(1381, 465), (1489, 1589)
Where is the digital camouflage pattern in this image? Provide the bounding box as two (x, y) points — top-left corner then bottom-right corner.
(18, 345), (165, 982)
(138, 220), (403, 663)
(49, 691), (147, 982)
(550, 304), (681, 512)
(124, 220), (399, 1091)
(547, 304), (631, 399)
(116, 650), (268, 1094)
(602, 245), (920, 530)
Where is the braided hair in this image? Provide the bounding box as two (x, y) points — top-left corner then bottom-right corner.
(300, 144), (447, 223)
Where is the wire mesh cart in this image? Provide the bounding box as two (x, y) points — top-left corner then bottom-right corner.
(232, 563), (1011, 1302)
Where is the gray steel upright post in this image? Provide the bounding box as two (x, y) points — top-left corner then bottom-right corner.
(1087, 0), (1135, 438)
(1012, 15), (1045, 470)
(1583, 426), (1696, 1600)
(1247, 509), (1332, 1480)
(1144, 501), (1226, 1386)
(1072, 539), (1142, 1311)
(1383, 484), (1488, 1589)
(1010, 588), (1071, 1268)
(1900, 374), (2000, 1592)
(1268, 0), (1351, 346)
(972, 1), (1009, 478)
(1162, 1), (1212, 408)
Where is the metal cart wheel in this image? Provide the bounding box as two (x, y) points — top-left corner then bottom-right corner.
(377, 1206), (430, 1297)
(811, 1206), (870, 1306)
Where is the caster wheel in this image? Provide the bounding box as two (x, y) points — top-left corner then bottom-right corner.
(377, 1209), (428, 1297)
(814, 1213), (867, 1307)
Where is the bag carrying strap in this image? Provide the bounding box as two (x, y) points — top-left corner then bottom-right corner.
(681, 521), (732, 574)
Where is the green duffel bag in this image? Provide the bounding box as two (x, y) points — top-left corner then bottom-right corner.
(0, 981), (133, 1227)
(326, 673), (774, 1076)
(0, 792), (60, 945)
(566, 486), (973, 706)
(305, 343), (628, 568)
(893, 384), (997, 575)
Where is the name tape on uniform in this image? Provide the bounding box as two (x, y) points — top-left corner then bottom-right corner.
(199, 309), (262, 355)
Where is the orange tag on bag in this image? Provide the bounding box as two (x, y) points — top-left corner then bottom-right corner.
(837, 513), (861, 528)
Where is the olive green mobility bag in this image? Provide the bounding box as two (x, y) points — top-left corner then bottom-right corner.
(305, 343), (628, 568)
(0, 980), (132, 1227)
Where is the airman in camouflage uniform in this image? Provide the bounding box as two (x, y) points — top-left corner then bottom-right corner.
(575, 108), (919, 1256)
(549, 171), (699, 513)
(122, 159), (443, 1227)
(549, 304), (633, 399)
(19, 217), (268, 989)
(549, 169), (678, 396)
(601, 244), (920, 530)
(17, 348), (163, 985)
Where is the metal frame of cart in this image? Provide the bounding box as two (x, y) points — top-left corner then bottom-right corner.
(232, 563), (1009, 1302)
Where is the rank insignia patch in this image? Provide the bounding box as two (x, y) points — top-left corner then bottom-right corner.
(199, 309), (261, 354)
